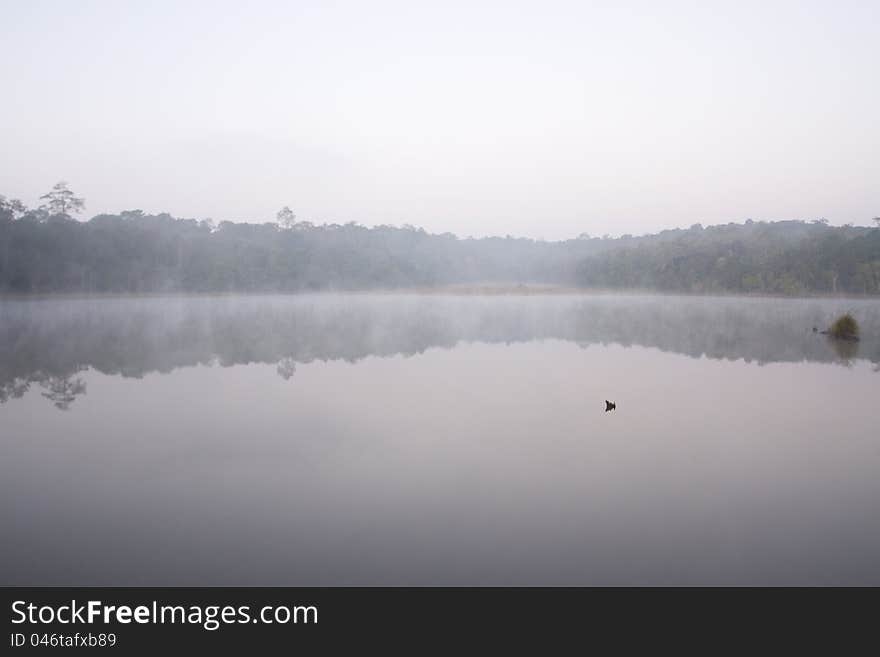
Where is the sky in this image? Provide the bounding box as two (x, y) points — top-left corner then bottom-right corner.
(1, 0), (878, 239)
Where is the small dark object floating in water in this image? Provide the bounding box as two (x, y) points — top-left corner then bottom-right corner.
(605, 400), (616, 412)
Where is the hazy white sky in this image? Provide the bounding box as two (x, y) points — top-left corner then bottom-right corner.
(2, 0), (878, 238)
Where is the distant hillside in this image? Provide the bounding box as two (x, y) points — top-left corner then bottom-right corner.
(2, 194), (879, 295)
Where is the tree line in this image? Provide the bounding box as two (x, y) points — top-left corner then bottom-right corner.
(2, 183), (879, 295)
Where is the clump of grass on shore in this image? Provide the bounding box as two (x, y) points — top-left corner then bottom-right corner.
(828, 313), (859, 340)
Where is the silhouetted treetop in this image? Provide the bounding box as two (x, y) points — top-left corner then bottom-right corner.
(39, 181), (85, 217)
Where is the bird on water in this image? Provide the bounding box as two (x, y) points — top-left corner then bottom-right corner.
(605, 400), (616, 412)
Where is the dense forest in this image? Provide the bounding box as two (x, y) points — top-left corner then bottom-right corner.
(2, 184), (879, 295)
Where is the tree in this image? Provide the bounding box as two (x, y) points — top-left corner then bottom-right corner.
(40, 181), (85, 216)
(872, 217), (880, 228)
(0, 195), (27, 222)
(276, 206), (296, 230)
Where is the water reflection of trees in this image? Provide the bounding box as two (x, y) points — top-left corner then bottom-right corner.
(276, 357), (296, 380)
(0, 372), (87, 410)
(1, 294), (878, 409)
(39, 375), (87, 410)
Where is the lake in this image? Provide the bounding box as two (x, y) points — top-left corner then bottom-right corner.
(2, 293), (879, 585)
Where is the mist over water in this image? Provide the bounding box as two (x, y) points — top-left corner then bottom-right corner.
(2, 294), (879, 584)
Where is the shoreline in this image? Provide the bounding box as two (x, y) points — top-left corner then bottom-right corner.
(2, 284), (880, 301)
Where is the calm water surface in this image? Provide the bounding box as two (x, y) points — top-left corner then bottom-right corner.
(2, 294), (879, 585)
